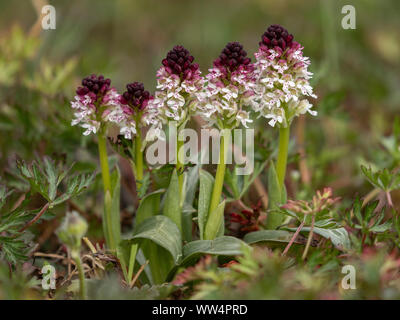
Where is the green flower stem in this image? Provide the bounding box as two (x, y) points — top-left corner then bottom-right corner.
(127, 243), (138, 285)
(276, 125), (290, 190)
(135, 117), (144, 190)
(98, 133), (112, 194)
(97, 132), (115, 250)
(71, 250), (86, 300)
(176, 137), (184, 195)
(208, 131), (228, 217)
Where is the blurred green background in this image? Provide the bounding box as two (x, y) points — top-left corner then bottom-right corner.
(0, 0), (400, 199)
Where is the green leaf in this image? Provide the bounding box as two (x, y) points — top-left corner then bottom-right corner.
(299, 226), (351, 250)
(198, 169), (214, 240)
(370, 221), (392, 233)
(132, 215), (182, 265)
(132, 214), (182, 284)
(43, 157), (58, 201)
(184, 164), (200, 207)
(266, 161), (285, 229)
(162, 170), (181, 232)
(135, 189), (164, 230)
(103, 168), (121, 251)
(352, 197), (363, 223)
(182, 204), (195, 242)
(239, 160), (268, 199)
(182, 163), (200, 242)
(137, 172), (151, 199)
(243, 230), (296, 245)
(51, 172), (94, 206)
(181, 236), (249, 266)
(141, 240), (174, 285)
(224, 167), (240, 199)
(204, 200), (225, 240)
(361, 165), (400, 192)
(0, 236), (28, 264)
(0, 186), (13, 211)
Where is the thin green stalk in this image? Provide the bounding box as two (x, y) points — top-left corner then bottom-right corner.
(135, 117), (144, 190)
(72, 250), (86, 300)
(276, 126), (290, 190)
(98, 133), (112, 194)
(97, 132), (115, 250)
(127, 243), (138, 284)
(176, 137), (184, 195)
(208, 132), (228, 216)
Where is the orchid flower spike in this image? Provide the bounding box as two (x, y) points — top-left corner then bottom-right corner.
(71, 74), (121, 136)
(196, 41), (256, 130)
(146, 45), (205, 141)
(252, 24), (317, 127)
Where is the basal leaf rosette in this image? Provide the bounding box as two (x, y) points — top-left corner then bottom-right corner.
(71, 74), (121, 135)
(196, 42), (255, 130)
(252, 24), (317, 127)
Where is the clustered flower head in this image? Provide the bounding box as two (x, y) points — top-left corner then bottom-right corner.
(162, 45), (198, 80)
(259, 24), (294, 51)
(213, 41), (251, 74)
(196, 42), (255, 129)
(281, 187), (340, 223)
(148, 45), (204, 133)
(252, 24), (317, 127)
(112, 82), (155, 139)
(121, 82), (151, 110)
(70, 25), (318, 138)
(71, 74), (120, 135)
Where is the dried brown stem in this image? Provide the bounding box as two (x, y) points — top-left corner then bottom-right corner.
(302, 214), (316, 260)
(362, 188), (380, 208)
(282, 220), (305, 256)
(130, 260), (149, 288)
(386, 191), (394, 208)
(18, 202), (50, 233)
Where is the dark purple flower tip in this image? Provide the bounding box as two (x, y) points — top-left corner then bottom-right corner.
(121, 82), (152, 111)
(162, 45), (199, 79)
(214, 42), (251, 73)
(259, 24), (294, 51)
(76, 74), (111, 97)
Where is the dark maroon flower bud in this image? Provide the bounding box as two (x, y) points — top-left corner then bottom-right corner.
(76, 86), (89, 96)
(76, 74), (111, 98)
(121, 82), (151, 111)
(259, 24), (294, 51)
(162, 45), (199, 80)
(214, 42), (251, 73)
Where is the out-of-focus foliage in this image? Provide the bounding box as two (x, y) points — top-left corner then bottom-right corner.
(0, 158), (93, 264)
(173, 246), (400, 300)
